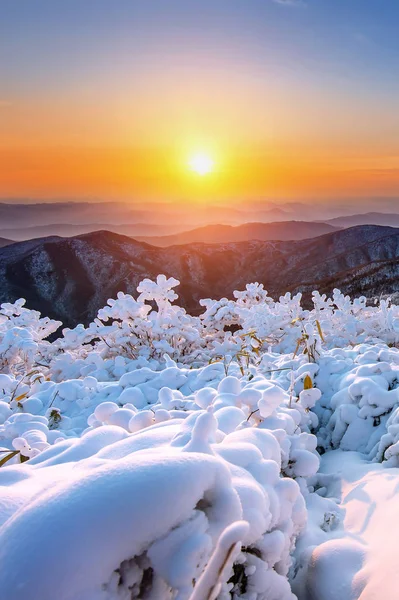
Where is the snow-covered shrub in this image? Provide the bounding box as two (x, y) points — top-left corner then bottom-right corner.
(0, 342), (322, 598)
(302, 343), (399, 461)
(3, 277), (399, 597)
(0, 299), (61, 375)
(0, 361), (321, 599)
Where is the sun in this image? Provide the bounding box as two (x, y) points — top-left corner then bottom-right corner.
(188, 152), (215, 176)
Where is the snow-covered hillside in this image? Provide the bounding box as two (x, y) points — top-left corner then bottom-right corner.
(2, 225), (399, 328)
(1, 276), (399, 599)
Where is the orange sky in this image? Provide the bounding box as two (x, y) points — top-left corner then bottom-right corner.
(2, 140), (399, 203)
(1, 1), (399, 203)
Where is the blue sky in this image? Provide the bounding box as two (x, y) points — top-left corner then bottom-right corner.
(2, 0), (399, 94)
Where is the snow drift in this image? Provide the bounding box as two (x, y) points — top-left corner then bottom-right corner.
(2, 275), (399, 598)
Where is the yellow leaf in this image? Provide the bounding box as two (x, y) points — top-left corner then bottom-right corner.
(15, 393), (27, 402)
(316, 319), (325, 342)
(303, 375), (313, 390)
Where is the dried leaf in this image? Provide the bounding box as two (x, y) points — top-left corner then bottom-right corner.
(303, 374), (313, 390)
(293, 339), (301, 358)
(0, 450), (19, 467)
(26, 369), (40, 377)
(315, 319), (325, 342)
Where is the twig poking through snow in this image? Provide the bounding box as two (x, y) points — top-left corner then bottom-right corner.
(189, 521), (249, 600)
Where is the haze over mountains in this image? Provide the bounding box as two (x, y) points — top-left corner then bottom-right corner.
(325, 212), (399, 228)
(0, 201), (293, 231)
(0, 220), (336, 244)
(1, 224), (399, 327)
(0, 202), (294, 241)
(2, 200), (399, 242)
(135, 221), (338, 246)
(0, 223), (179, 242)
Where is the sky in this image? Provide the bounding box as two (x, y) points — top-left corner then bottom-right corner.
(1, 0), (399, 204)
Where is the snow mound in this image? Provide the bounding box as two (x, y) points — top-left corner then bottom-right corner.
(0, 398), (310, 599)
(3, 277), (399, 598)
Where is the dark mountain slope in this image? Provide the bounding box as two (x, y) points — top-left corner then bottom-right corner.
(0, 225), (399, 327)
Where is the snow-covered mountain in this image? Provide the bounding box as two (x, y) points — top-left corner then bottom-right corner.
(0, 224), (399, 327)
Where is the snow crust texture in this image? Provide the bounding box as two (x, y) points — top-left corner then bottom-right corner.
(2, 276), (399, 599)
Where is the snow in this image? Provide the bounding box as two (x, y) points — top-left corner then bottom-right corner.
(0, 397), (309, 599)
(293, 451), (399, 600)
(2, 276), (399, 598)
(0, 450), (241, 600)
(0, 356), (315, 599)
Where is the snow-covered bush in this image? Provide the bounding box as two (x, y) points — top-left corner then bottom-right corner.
(4, 277), (399, 383)
(0, 358), (320, 599)
(0, 299), (61, 375)
(3, 276), (399, 598)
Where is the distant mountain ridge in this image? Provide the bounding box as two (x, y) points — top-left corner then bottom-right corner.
(0, 223), (184, 242)
(0, 238), (13, 248)
(326, 212), (399, 228)
(135, 221), (339, 246)
(0, 201), (292, 233)
(1, 225), (399, 327)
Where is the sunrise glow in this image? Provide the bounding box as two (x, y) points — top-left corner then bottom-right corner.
(1, 2), (399, 202)
(188, 153), (215, 176)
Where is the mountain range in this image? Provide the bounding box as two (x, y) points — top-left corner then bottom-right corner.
(135, 221), (338, 246)
(0, 223), (182, 242)
(1, 225), (399, 327)
(0, 201), (291, 234)
(1, 201), (399, 242)
(326, 212), (399, 228)
(0, 220), (337, 245)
